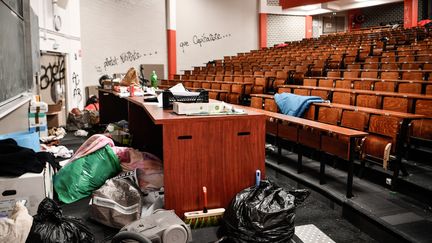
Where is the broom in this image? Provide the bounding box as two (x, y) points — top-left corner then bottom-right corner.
(184, 186), (225, 229)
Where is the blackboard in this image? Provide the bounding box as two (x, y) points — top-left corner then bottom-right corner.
(0, 0), (31, 104)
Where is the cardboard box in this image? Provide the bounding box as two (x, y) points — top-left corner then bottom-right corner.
(0, 164), (54, 217)
(28, 112), (47, 127)
(29, 125), (48, 138)
(29, 101), (48, 113)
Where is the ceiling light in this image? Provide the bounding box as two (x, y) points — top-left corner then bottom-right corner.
(355, 0), (370, 2)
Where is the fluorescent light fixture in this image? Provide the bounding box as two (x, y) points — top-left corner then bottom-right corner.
(355, 0), (371, 2)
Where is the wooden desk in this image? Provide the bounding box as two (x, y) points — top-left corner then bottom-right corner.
(127, 97), (266, 216)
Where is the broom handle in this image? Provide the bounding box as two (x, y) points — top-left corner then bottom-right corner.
(203, 186), (208, 213)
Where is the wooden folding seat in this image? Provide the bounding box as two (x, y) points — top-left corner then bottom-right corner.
(201, 82), (212, 89)
(193, 81), (202, 89)
(381, 56), (396, 62)
(233, 76), (243, 83)
(426, 84), (432, 95)
(205, 76), (214, 81)
(417, 55), (432, 62)
(401, 63), (421, 70)
(410, 119), (432, 140)
(242, 77), (254, 95)
(293, 88), (310, 96)
(343, 71), (360, 79)
(251, 77), (266, 94)
(234, 71), (242, 75)
(277, 87), (292, 94)
(214, 75), (224, 81)
(292, 65), (310, 84)
(250, 96), (263, 109)
(356, 94), (381, 108)
(311, 90), (330, 100)
(332, 92), (353, 105)
(321, 110), (368, 160)
(227, 84), (244, 104)
(184, 70), (191, 75)
(208, 91), (219, 100)
(223, 76), (233, 82)
(346, 64), (361, 69)
(365, 56), (380, 63)
(183, 81), (193, 88)
(382, 96), (409, 113)
(363, 115), (401, 167)
(398, 83), (422, 94)
(380, 71), (399, 80)
(310, 60), (326, 76)
(302, 104), (316, 120)
(381, 63), (399, 70)
(353, 80), (373, 90)
(243, 71), (253, 76)
(335, 80), (352, 89)
(361, 71), (378, 79)
(317, 107), (342, 125)
(374, 81), (395, 92)
(318, 79), (334, 88)
(272, 71), (289, 89)
(423, 63), (432, 71)
(398, 55), (415, 63)
(303, 78), (317, 87)
(254, 71), (264, 76)
(211, 83), (221, 90)
(327, 71), (341, 78)
(264, 98), (278, 112)
(363, 63), (379, 69)
(402, 71), (423, 81)
(341, 110), (369, 131)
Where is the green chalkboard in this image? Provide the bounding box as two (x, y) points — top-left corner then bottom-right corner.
(0, 0), (31, 104)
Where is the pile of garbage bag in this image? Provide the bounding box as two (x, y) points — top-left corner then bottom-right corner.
(222, 179), (310, 243)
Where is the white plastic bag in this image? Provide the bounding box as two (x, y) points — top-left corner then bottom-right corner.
(0, 201), (33, 243)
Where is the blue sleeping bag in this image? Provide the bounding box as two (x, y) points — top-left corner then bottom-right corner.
(275, 93), (324, 117)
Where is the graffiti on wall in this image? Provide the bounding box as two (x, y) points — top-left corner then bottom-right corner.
(72, 72), (82, 103)
(39, 55), (66, 104)
(94, 49), (159, 73)
(179, 32), (232, 53)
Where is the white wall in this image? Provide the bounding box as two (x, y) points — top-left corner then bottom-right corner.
(80, 0), (167, 85)
(31, 0), (84, 110)
(176, 0), (259, 72)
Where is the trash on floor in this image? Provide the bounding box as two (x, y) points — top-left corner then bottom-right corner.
(89, 177), (144, 229)
(74, 129), (88, 137)
(54, 143), (121, 203)
(26, 198), (95, 243)
(116, 147), (163, 192)
(222, 179), (310, 243)
(40, 144), (73, 158)
(0, 200), (33, 243)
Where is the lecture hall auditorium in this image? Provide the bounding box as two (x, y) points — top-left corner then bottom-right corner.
(1, 0), (432, 242)
(156, 0), (432, 242)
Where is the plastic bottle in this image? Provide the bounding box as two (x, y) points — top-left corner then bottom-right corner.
(150, 70), (158, 88)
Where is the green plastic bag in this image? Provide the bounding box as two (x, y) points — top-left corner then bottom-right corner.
(54, 145), (121, 203)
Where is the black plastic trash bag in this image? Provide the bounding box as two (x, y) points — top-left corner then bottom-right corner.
(222, 179), (310, 243)
(26, 198), (95, 243)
